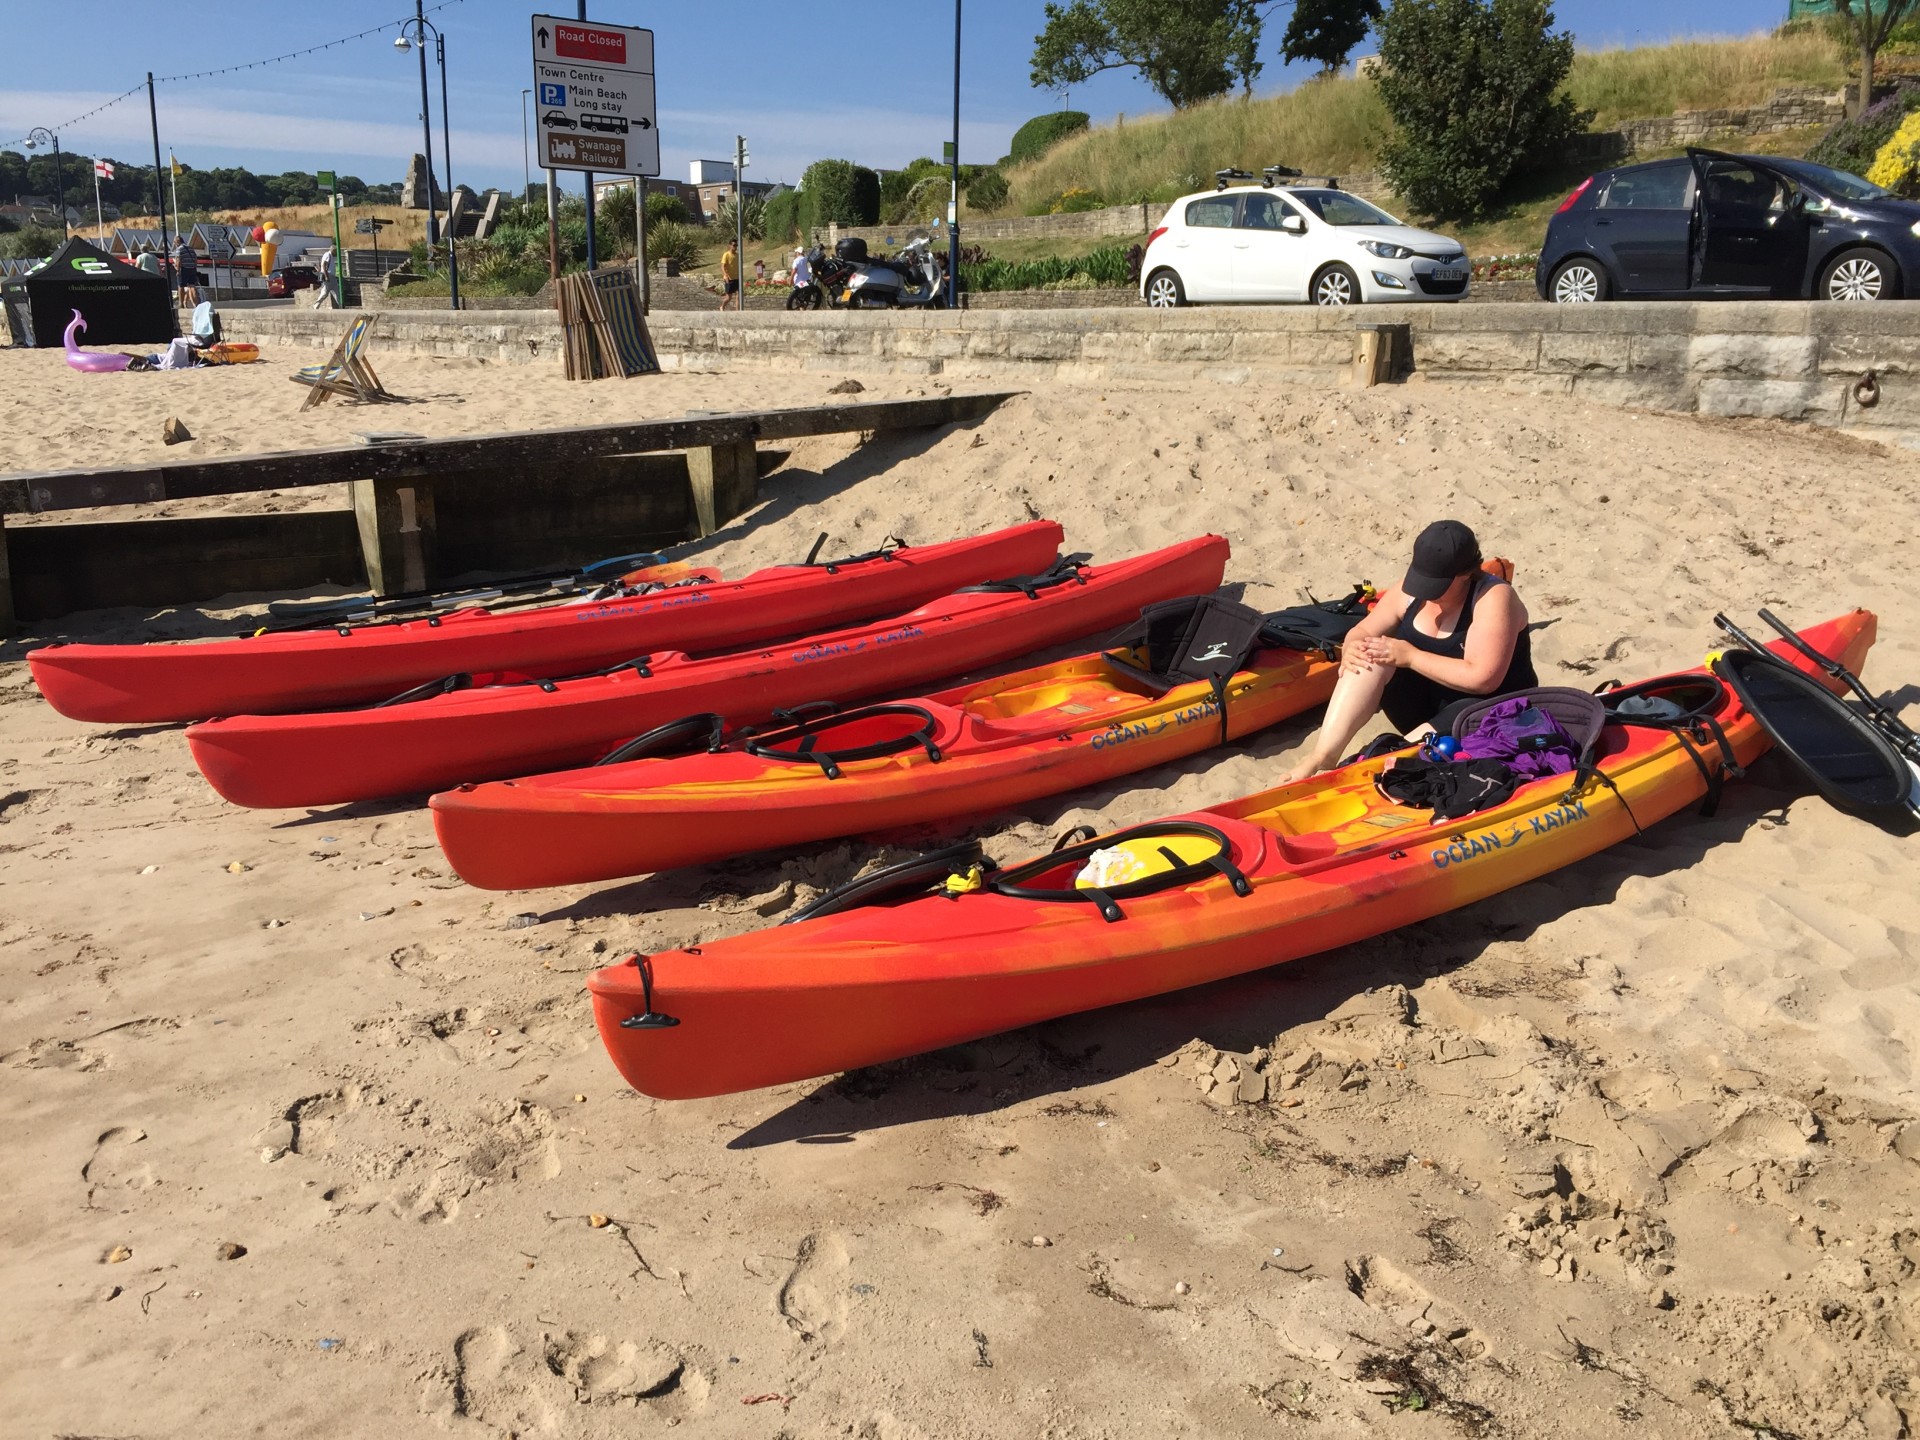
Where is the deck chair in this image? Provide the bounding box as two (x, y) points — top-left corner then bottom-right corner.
(291, 315), (395, 411)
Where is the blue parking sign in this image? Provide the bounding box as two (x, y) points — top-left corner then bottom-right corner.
(539, 82), (567, 107)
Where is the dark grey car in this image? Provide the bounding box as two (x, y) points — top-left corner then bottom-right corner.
(1537, 147), (1920, 303)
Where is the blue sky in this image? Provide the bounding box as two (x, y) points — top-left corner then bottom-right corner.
(2, 0), (1795, 197)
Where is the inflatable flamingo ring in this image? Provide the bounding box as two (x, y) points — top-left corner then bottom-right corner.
(63, 309), (135, 373)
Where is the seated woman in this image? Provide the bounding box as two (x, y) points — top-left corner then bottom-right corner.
(1282, 520), (1536, 783)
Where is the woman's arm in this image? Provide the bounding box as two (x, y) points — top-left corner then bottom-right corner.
(1333, 586), (1407, 673)
(1372, 586), (1527, 694)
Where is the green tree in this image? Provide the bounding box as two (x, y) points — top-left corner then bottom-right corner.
(798, 159), (881, 230)
(1833, 0), (1920, 118)
(1030, 0), (1263, 108)
(762, 189), (803, 243)
(1375, 0), (1589, 221)
(712, 193), (766, 241)
(1280, 0), (1383, 73)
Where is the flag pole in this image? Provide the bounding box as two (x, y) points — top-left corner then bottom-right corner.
(93, 162), (104, 243)
(169, 153), (181, 241)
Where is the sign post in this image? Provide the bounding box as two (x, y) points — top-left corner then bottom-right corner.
(319, 169), (346, 308)
(734, 134), (748, 310)
(531, 16), (660, 180)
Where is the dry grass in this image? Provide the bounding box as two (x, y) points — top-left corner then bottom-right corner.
(1003, 30), (1849, 220)
(1004, 77), (1388, 216)
(1568, 29), (1848, 128)
(200, 202), (434, 248)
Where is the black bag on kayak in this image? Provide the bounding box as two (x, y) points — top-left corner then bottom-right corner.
(1260, 586), (1373, 658)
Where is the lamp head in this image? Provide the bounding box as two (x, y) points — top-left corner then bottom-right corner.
(393, 33), (412, 52)
(24, 137), (37, 151)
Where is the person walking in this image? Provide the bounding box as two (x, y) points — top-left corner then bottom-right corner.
(719, 241), (740, 312)
(134, 244), (163, 277)
(175, 237), (202, 307)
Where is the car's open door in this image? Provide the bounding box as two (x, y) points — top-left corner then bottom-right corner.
(1687, 148), (1810, 294)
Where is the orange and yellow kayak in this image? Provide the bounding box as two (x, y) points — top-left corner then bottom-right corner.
(430, 636), (1343, 890)
(586, 610), (1876, 1100)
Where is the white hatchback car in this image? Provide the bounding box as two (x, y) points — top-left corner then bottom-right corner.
(1139, 182), (1471, 306)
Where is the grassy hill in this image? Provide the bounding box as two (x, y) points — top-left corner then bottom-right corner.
(1002, 29), (1850, 226)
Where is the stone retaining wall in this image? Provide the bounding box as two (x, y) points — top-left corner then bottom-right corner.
(224, 301), (1918, 438)
(1613, 85), (1848, 157)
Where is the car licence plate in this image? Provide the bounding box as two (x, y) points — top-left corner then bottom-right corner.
(1433, 267), (1467, 282)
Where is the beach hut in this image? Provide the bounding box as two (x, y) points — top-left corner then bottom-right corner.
(1, 236), (176, 348)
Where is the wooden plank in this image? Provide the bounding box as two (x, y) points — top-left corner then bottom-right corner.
(433, 453), (694, 578)
(5, 512), (364, 623)
(0, 512), (13, 637)
(1, 392), (1019, 515)
(351, 478), (438, 597)
(687, 439), (759, 538)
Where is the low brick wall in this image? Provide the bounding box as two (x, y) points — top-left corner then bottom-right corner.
(1614, 85), (1847, 156)
(225, 301), (1919, 438)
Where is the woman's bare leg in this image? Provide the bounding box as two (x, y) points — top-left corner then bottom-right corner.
(1280, 661), (1393, 784)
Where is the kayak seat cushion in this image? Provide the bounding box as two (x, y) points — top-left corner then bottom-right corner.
(1102, 594), (1265, 697)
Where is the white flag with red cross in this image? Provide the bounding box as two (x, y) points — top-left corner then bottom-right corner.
(93, 159), (114, 179)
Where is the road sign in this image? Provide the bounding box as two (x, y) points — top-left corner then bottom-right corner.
(531, 14), (659, 178)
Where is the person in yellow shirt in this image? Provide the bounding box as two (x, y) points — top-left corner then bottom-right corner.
(719, 243), (739, 312)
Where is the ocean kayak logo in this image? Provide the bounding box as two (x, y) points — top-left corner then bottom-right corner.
(1091, 695), (1220, 751)
(71, 258), (113, 274)
(1430, 798), (1589, 869)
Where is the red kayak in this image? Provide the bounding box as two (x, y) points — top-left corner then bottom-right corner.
(29, 521), (1065, 723)
(429, 615), (1343, 890)
(187, 536), (1231, 809)
(586, 611), (1876, 1100)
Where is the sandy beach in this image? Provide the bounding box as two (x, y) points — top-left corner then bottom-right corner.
(2, 339), (1918, 1439)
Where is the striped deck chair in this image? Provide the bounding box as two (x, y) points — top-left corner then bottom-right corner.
(591, 268), (661, 376)
(291, 315), (396, 411)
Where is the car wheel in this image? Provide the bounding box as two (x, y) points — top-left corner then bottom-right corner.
(1312, 264), (1359, 306)
(1551, 259), (1609, 303)
(1820, 248), (1896, 301)
(1144, 269), (1185, 308)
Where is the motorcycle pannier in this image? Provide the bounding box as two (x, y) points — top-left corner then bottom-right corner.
(835, 236), (870, 264)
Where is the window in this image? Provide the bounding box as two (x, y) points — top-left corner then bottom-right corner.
(1184, 196), (1237, 228)
(1600, 164), (1689, 210)
(1703, 164), (1788, 213)
(1237, 194), (1293, 230)
(1287, 190), (1402, 226)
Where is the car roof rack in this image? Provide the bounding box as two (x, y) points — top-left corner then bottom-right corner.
(1214, 168), (1255, 191)
(1260, 165), (1303, 188)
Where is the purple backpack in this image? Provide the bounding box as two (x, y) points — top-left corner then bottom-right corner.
(1454, 695), (1584, 779)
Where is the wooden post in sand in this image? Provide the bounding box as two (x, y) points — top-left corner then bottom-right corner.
(351, 477), (438, 596)
(687, 439), (759, 538)
(0, 513), (14, 637)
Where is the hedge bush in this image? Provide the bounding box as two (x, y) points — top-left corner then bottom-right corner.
(960, 243), (1135, 291)
(799, 159), (881, 230)
(965, 169), (1010, 212)
(762, 189), (802, 243)
(1009, 111), (1091, 165)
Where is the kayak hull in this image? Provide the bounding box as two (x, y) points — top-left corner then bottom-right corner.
(587, 611), (1876, 1100)
(187, 536), (1231, 809)
(430, 645), (1340, 889)
(29, 521), (1065, 722)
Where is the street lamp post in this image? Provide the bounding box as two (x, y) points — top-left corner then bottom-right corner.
(520, 89), (533, 202)
(23, 127), (68, 239)
(948, 0), (961, 309)
(396, 3), (459, 311)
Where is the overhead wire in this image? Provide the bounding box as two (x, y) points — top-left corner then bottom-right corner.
(3, 0), (467, 150)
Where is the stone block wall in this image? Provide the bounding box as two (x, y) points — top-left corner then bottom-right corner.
(225, 299), (1919, 439)
(1613, 85), (1848, 156)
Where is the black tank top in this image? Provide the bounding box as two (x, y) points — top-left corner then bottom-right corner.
(1394, 575), (1537, 691)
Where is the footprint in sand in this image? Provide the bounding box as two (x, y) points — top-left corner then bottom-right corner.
(427, 1325), (702, 1429)
(777, 1231), (853, 1345)
(1345, 1254), (1485, 1360)
(83, 1125), (158, 1207)
(281, 1085), (560, 1222)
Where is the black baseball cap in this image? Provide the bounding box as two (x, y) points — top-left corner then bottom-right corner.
(1401, 521), (1482, 602)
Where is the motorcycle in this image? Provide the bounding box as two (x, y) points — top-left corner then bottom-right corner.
(787, 237), (949, 310)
